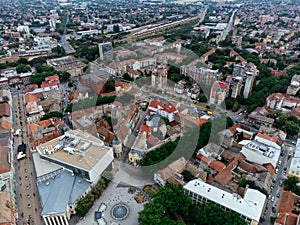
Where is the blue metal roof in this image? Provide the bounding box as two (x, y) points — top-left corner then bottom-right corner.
(38, 170), (91, 216)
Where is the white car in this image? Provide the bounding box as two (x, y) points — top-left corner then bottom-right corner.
(271, 196), (275, 202)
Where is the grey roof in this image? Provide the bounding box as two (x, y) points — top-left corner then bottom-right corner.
(38, 170), (91, 216)
(69, 176), (91, 204)
(148, 114), (160, 127)
(112, 135), (121, 145)
(32, 152), (63, 178)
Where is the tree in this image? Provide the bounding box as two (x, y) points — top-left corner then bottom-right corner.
(284, 176), (300, 194)
(122, 73), (133, 81)
(75, 178), (109, 217)
(232, 102), (240, 112)
(40, 111), (63, 121)
(182, 170), (195, 182)
(198, 93), (208, 102)
(139, 184), (192, 225)
(59, 71), (71, 82)
(139, 183), (248, 225)
(105, 78), (115, 93)
(17, 57), (28, 65)
(286, 123), (300, 136)
(113, 24), (120, 33)
(52, 46), (66, 56)
(16, 64), (31, 73)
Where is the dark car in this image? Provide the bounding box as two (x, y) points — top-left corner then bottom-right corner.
(276, 193), (280, 198)
(272, 207), (276, 213)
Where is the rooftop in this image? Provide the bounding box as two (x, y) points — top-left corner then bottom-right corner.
(38, 169), (91, 216)
(36, 129), (112, 171)
(32, 152), (63, 178)
(184, 179), (266, 221)
(290, 138), (300, 173)
(241, 140), (280, 168)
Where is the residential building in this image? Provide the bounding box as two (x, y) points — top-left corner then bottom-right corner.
(210, 81), (229, 105)
(154, 157), (186, 186)
(243, 71), (256, 98)
(275, 191), (300, 225)
(0, 69), (33, 87)
(147, 100), (177, 122)
(287, 75), (300, 96)
(47, 56), (85, 76)
(180, 65), (220, 86)
(266, 93), (287, 110)
(248, 106), (274, 127)
(230, 77), (243, 98)
(41, 75), (59, 89)
(184, 179), (266, 224)
(174, 80), (186, 94)
(197, 143), (224, 160)
(79, 71), (110, 94)
(240, 137), (280, 168)
(187, 83), (201, 100)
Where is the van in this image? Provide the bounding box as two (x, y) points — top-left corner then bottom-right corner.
(99, 203), (107, 212)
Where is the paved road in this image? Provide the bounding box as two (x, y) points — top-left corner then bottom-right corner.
(261, 143), (294, 225)
(219, 9), (237, 43)
(12, 93), (43, 225)
(121, 110), (146, 163)
(59, 11), (75, 54)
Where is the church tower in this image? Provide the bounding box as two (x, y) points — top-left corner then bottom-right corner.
(112, 135), (122, 158)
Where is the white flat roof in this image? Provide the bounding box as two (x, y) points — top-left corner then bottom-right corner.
(184, 179), (266, 221)
(290, 138), (300, 172)
(240, 141), (280, 168)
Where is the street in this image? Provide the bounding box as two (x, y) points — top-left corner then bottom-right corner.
(12, 92), (43, 225)
(261, 142), (294, 225)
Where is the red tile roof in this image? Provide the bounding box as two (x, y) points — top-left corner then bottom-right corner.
(256, 133), (279, 143)
(196, 154), (212, 165)
(140, 124), (151, 133)
(41, 80), (59, 88)
(147, 135), (162, 146)
(213, 81), (228, 89)
(25, 93), (41, 103)
(0, 146), (10, 174)
(0, 121), (11, 130)
(45, 75), (59, 81)
(126, 66), (140, 75)
(149, 100), (164, 108)
(276, 191), (300, 225)
(0, 103), (10, 117)
(209, 161), (226, 173)
(149, 100), (177, 114)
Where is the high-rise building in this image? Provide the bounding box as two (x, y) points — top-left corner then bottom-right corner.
(98, 42), (113, 61)
(243, 71), (256, 98)
(210, 81), (229, 105)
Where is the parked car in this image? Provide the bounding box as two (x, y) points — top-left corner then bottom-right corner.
(271, 196), (275, 202)
(276, 193), (280, 198)
(272, 207), (276, 213)
(279, 180), (283, 187)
